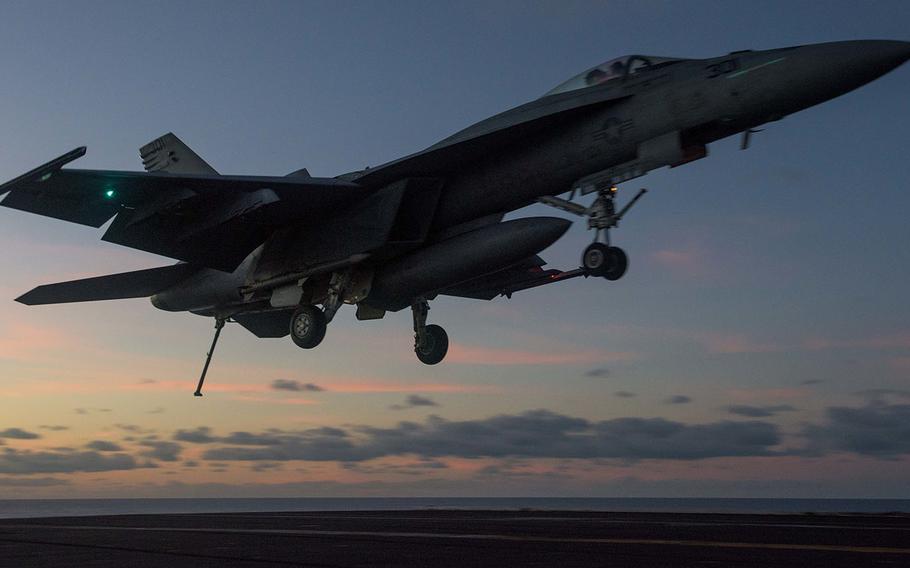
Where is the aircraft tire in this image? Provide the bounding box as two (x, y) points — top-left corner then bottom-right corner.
(582, 243), (610, 277)
(415, 324), (448, 365)
(290, 305), (327, 349)
(603, 247), (628, 281)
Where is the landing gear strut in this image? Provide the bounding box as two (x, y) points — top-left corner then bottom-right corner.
(412, 298), (448, 365)
(539, 185), (646, 281)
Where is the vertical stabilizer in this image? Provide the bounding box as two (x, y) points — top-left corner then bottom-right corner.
(139, 133), (219, 175)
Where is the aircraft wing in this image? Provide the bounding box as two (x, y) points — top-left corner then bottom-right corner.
(0, 148), (370, 271)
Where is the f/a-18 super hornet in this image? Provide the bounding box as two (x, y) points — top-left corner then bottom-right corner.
(2, 40), (908, 394)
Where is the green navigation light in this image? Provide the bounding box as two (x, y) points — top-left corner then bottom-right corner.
(105, 189), (116, 199)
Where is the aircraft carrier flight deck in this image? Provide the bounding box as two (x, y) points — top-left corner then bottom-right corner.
(1, 509), (909, 567)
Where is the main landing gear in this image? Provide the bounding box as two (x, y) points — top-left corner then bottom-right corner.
(412, 298), (448, 365)
(289, 270), (349, 350)
(290, 294), (450, 366)
(289, 304), (327, 349)
(539, 185), (647, 281)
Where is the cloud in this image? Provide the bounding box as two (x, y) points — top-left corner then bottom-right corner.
(800, 379), (825, 386)
(475, 461), (569, 482)
(726, 405), (797, 418)
(124, 379), (490, 395)
(651, 247), (705, 278)
(804, 333), (910, 351)
(726, 388), (806, 403)
(250, 462), (285, 472)
(390, 395), (440, 410)
(75, 408), (112, 415)
(0, 477), (70, 487)
(271, 379), (325, 392)
(326, 383), (495, 394)
(0, 428), (40, 440)
(38, 425), (70, 431)
(173, 427), (216, 444)
(445, 344), (632, 365)
(585, 368), (610, 378)
(665, 395), (692, 405)
(221, 432), (287, 446)
(613, 391), (636, 398)
(85, 441), (123, 452)
(114, 424), (155, 434)
(853, 389), (910, 401)
(0, 449), (139, 474)
(698, 333), (780, 355)
(139, 441), (182, 462)
(175, 427), (349, 449)
(803, 402), (910, 457)
(200, 410), (781, 462)
(341, 459), (449, 476)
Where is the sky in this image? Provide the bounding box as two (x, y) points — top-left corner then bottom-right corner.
(0, 0), (909, 499)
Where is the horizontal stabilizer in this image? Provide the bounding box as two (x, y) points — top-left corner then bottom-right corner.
(16, 264), (196, 305)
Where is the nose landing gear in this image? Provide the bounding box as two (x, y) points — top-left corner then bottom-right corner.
(582, 242), (628, 280)
(539, 185), (646, 281)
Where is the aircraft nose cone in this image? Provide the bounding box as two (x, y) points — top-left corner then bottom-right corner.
(793, 40), (910, 103)
(817, 40), (910, 71)
(892, 40), (910, 65)
(863, 40), (910, 72)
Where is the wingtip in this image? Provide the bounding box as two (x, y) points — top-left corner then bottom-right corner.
(0, 146), (89, 193)
(14, 284), (50, 305)
(14, 292), (35, 306)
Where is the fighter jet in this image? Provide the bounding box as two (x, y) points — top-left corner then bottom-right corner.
(1, 40), (907, 394)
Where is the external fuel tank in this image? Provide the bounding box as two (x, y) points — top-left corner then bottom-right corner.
(364, 216), (571, 311)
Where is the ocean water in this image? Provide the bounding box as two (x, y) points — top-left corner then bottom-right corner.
(0, 498), (908, 519)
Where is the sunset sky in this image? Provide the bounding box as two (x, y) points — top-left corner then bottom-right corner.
(0, 1), (909, 499)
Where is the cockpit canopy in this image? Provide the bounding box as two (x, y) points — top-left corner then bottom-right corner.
(544, 55), (686, 96)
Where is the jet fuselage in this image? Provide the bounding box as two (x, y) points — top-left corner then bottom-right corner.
(6, 40), (907, 375)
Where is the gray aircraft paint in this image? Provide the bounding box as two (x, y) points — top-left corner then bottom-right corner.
(1, 40), (908, 371)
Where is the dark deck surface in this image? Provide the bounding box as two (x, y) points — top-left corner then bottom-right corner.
(1, 510), (909, 567)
